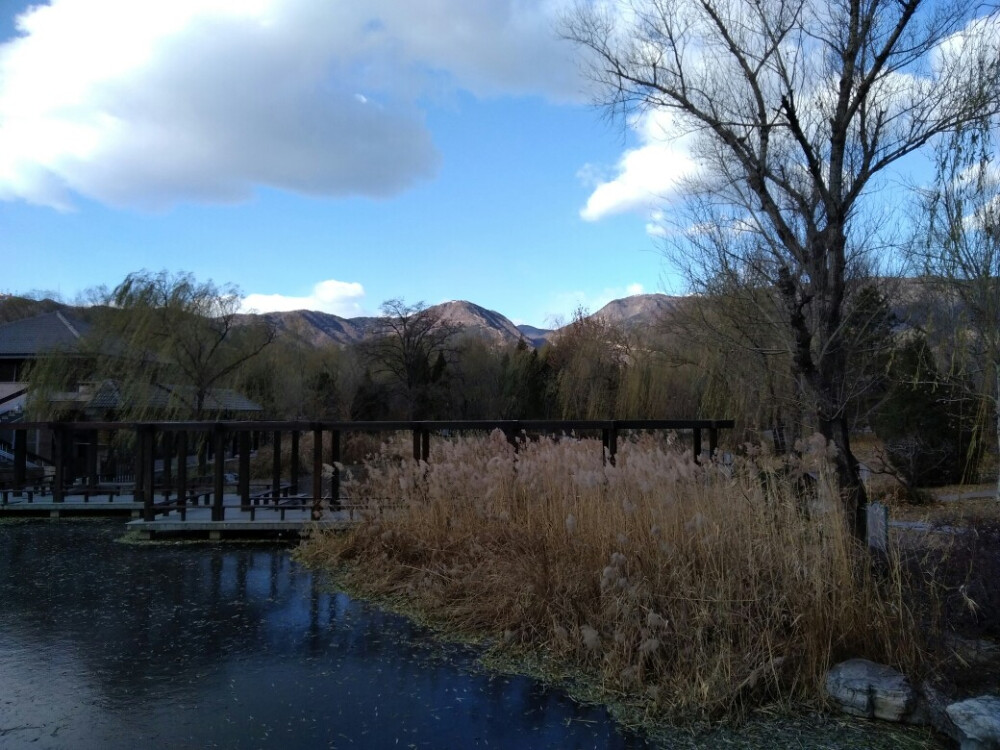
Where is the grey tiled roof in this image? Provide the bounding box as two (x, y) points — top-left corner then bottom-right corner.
(0, 312), (91, 357)
(87, 381), (261, 413)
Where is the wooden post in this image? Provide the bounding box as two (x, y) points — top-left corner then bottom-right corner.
(162, 431), (173, 491)
(290, 431), (300, 495)
(177, 431), (188, 519)
(13, 428), (26, 494)
(607, 426), (618, 467)
(143, 425), (156, 514)
(198, 437), (208, 481)
(311, 427), (323, 519)
(329, 429), (341, 509)
(271, 430), (282, 501)
(212, 427), (225, 522)
(86, 429), (99, 489)
(52, 424), (65, 502)
(140, 426), (155, 521)
(693, 428), (702, 465)
(412, 429), (421, 462)
(238, 431), (251, 510)
(135, 427), (146, 507)
(421, 428), (430, 462)
(503, 427), (519, 452)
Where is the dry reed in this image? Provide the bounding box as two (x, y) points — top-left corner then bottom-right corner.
(297, 430), (924, 721)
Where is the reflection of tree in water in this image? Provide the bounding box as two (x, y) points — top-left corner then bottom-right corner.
(0, 524), (305, 698)
(0, 523), (650, 749)
(0, 524), (467, 694)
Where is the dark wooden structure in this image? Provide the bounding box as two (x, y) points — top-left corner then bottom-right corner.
(1, 419), (734, 524)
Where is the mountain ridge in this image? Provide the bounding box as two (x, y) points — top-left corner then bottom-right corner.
(4, 293), (680, 349)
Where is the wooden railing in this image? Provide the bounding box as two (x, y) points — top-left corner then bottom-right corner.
(3, 419), (735, 522)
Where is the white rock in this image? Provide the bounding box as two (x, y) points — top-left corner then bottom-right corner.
(825, 658), (918, 722)
(946, 695), (1000, 750)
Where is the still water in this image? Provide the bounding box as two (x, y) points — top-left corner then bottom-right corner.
(0, 521), (650, 749)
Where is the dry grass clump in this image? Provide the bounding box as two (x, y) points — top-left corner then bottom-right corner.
(297, 430), (923, 721)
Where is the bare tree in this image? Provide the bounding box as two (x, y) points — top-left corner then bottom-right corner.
(360, 299), (461, 419)
(565, 0), (1000, 534)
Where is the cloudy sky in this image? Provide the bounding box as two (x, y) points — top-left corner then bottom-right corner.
(0, 0), (696, 326)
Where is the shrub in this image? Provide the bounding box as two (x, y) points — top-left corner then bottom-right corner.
(298, 431), (923, 721)
(874, 337), (980, 487)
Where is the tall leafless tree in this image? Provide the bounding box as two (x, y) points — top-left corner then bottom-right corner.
(565, 0), (1000, 535)
(361, 299), (460, 419)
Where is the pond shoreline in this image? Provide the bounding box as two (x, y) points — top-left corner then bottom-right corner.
(298, 556), (947, 749)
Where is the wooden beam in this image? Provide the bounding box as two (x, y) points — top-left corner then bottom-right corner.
(271, 430), (282, 500)
(177, 431), (188, 518)
(52, 424), (65, 503)
(330, 429), (341, 510)
(140, 426), (155, 521)
(86, 429), (99, 489)
(238, 430), (250, 510)
(13, 428), (26, 492)
(144, 426), (156, 515)
(311, 427), (323, 520)
(290, 430), (300, 495)
(212, 427), (225, 521)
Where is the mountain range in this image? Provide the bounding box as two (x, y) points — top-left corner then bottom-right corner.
(0, 291), (682, 349)
(254, 294), (684, 349)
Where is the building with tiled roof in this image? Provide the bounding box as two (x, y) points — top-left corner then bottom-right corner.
(0, 311), (260, 421)
(0, 311), (91, 381)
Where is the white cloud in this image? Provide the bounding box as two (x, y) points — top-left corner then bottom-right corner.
(242, 278), (366, 316)
(0, 0), (582, 210)
(579, 109), (698, 222)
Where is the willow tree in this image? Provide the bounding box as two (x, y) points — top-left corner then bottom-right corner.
(566, 0), (1000, 534)
(98, 270), (275, 419)
(919, 122), (1000, 495)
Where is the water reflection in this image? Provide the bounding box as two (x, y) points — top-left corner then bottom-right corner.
(0, 522), (650, 749)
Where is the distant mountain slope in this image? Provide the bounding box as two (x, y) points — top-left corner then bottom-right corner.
(426, 300), (524, 346)
(516, 324), (554, 348)
(590, 294), (685, 331)
(250, 300), (527, 348)
(0, 295), (75, 324)
(256, 309), (367, 347)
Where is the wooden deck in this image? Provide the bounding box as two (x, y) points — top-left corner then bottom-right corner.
(2, 417), (735, 540)
(0, 489), (357, 538)
(125, 493), (359, 540)
(0, 492), (144, 518)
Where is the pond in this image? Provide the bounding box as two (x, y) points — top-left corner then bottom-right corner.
(0, 521), (651, 749)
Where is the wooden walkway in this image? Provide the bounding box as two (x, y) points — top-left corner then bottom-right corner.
(124, 493), (358, 540)
(0, 488), (357, 538)
(1, 418), (734, 540)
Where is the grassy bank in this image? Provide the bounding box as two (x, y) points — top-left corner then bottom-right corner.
(296, 431), (924, 722)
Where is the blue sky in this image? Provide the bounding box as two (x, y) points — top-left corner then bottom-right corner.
(0, 1), (686, 327)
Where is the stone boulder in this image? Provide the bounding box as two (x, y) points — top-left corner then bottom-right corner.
(946, 695), (1000, 750)
(825, 659), (919, 722)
